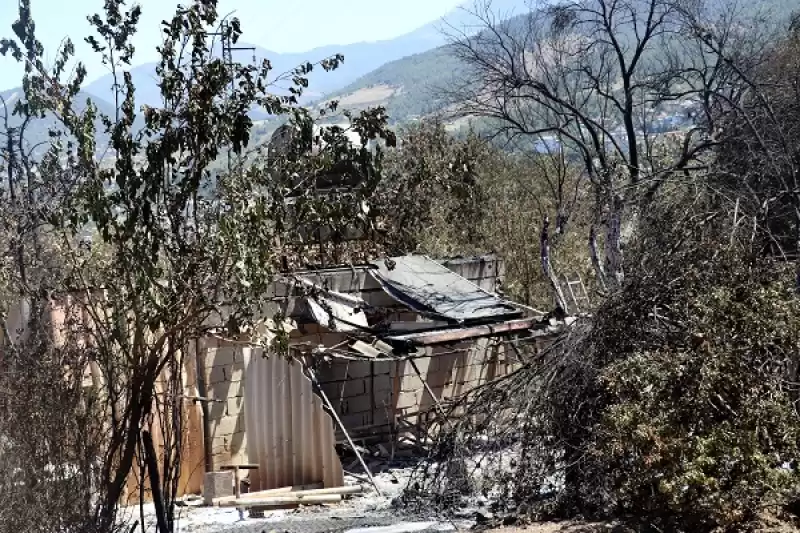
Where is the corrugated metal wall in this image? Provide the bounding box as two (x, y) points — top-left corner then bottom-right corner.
(245, 350), (344, 491)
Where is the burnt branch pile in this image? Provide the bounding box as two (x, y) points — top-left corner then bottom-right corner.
(405, 187), (800, 532)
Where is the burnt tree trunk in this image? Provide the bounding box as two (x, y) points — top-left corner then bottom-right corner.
(604, 193), (625, 288)
(541, 216), (568, 312)
(589, 189), (608, 292)
(143, 430), (170, 533)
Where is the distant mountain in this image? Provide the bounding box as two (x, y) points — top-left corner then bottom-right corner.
(319, 45), (469, 125)
(326, 0), (800, 128)
(0, 87), (120, 158)
(85, 42), (363, 118)
(83, 0), (530, 117)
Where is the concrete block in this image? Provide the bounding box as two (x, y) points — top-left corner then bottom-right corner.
(211, 434), (249, 466)
(318, 362), (349, 382)
(226, 365), (245, 382)
(337, 398), (350, 415)
(203, 337), (221, 351)
(211, 435), (230, 455)
(235, 346), (252, 363)
(213, 414), (243, 437)
(410, 357), (431, 375)
(228, 430), (247, 455)
(208, 400), (226, 421)
(227, 379), (245, 398)
(340, 412), (371, 429)
(203, 471), (233, 505)
(207, 379), (239, 401)
(428, 369), (452, 383)
(345, 361), (387, 380)
(320, 383), (340, 400)
(226, 396), (245, 417)
(340, 379), (366, 398)
(400, 376), (424, 393)
(346, 394), (374, 414)
(373, 375), (394, 395)
(205, 347), (236, 368)
(396, 390), (421, 410)
(207, 365), (227, 384)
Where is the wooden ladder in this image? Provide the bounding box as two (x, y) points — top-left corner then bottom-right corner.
(561, 273), (591, 314)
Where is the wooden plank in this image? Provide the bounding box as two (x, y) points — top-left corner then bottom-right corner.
(214, 484), (361, 506)
(218, 494), (342, 508)
(387, 318), (548, 346)
(350, 340), (383, 358)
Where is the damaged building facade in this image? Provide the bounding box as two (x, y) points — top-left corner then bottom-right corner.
(0, 253), (567, 501)
(192, 254), (566, 497)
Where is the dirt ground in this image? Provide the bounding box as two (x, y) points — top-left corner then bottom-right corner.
(486, 516), (800, 533)
(483, 523), (615, 533)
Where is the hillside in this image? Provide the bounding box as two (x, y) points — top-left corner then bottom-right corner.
(0, 87), (120, 158)
(321, 45), (469, 125)
(83, 24), (452, 114)
(326, 0), (800, 127)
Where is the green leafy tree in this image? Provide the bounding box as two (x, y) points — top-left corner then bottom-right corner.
(0, 0), (393, 531)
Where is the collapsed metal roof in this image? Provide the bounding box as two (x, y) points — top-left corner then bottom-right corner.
(369, 255), (521, 323)
(282, 255), (572, 356)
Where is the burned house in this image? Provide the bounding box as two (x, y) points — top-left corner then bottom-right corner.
(192, 254), (567, 496)
(0, 253), (568, 503)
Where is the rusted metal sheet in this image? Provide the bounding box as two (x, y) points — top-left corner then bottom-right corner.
(386, 317), (546, 347)
(245, 351), (344, 491)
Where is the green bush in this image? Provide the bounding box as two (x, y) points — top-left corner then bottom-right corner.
(568, 194), (800, 530)
(408, 187), (800, 532)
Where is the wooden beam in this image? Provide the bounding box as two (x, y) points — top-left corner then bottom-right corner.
(214, 484), (363, 506)
(386, 317), (549, 346)
(218, 494), (342, 508)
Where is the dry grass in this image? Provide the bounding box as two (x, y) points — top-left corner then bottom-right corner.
(335, 84), (398, 107)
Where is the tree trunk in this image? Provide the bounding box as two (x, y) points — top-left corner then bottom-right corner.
(795, 207), (800, 294)
(541, 216), (568, 312)
(589, 190), (607, 291)
(143, 430), (171, 533)
(604, 194), (625, 288)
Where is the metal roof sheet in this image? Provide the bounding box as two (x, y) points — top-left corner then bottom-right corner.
(369, 255), (521, 323)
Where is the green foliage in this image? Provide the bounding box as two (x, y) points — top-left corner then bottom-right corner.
(378, 120), (488, 255)
(555, 181), (800, 530)
(1, 0), (394, 531)
(408, 180), (800, 531)
(591, 263), (800, 529)
(475, 154), (592, 308)
(379, 120), (593, 308)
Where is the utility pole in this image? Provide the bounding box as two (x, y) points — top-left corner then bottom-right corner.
(210, 20), (256, 172)
(211, 20), (256, 92)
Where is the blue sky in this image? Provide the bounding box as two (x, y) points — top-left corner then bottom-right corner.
(0, 0), (464, 91)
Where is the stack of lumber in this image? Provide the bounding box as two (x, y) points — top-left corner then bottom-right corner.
(211, 483), (364, 508)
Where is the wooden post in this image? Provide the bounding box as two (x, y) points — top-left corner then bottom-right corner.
(220, 464), (259, 499)
(193, 339), (213, 473)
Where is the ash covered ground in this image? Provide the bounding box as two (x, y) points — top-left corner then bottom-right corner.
(121, 460), (472, 533)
